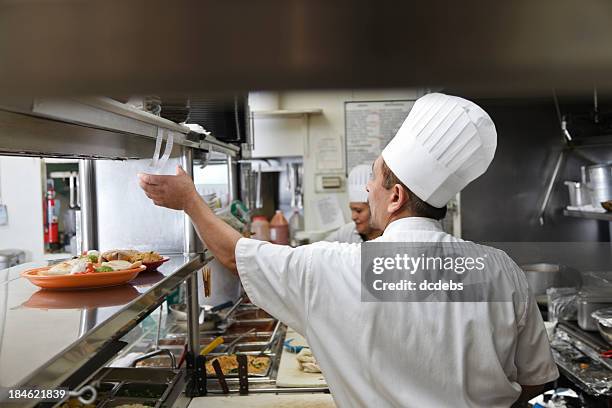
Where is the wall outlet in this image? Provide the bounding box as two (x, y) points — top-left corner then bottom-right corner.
(0, 204), (7, 226)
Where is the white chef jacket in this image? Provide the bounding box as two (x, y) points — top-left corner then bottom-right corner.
(323, 222), (364, 244)
(235, 217), (558, 408)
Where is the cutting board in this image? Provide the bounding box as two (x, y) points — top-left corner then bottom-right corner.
(276, 328), (327, 388)
(189, 393), (335, 408)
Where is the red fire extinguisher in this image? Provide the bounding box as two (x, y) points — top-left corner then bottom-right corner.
(46, 182), (59, 248)
(42, 196), (48, 246)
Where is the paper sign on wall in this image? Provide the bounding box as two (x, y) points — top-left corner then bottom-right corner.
(314, 195), (345, 231)
(345, 100), (414, 173)
(313, 133), (343, 171)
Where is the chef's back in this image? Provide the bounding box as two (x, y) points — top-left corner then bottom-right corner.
(304, 222), (557, 407)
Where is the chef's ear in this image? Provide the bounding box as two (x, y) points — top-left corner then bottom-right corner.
(387, 183), (409, 214)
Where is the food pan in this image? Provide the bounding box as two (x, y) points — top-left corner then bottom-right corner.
(204, 354), (272, 378)
(234, 309), (272, 320)
(114, 382), (168, 399)
(99, 397), (158, 407)
(224, 319), (277, 334)
(577, 290), (612, 331)
(96, 367), (177, 385)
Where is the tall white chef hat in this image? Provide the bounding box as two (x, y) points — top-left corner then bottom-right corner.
(348, 164), (371, 203)
(381, 93), (497, 208)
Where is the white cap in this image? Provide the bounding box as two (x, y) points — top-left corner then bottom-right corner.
(348, 164), (371, 203)
(382, 93), (497, 208)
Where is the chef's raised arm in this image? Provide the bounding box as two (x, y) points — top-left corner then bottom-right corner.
(138, 166), (314, 332)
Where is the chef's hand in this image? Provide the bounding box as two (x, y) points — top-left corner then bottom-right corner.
(138, 166), (199, 212)
(139, 165), (241, 274)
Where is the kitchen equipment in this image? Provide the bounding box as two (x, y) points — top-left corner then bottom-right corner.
(170, 300), (233, 321)
(288, 162), (304, 209)
(520, 263), (581, 299)
(132, 349), (177, 369)
(188, 95), (247, 143)
(226, 328), (256, 354)
(200, 336), (224, 356)
(237, 354), (249, 395)
(577, 289), (612, 331)
(21, 265), (146, 290)
(584, 164), (612, 207)
(0, 249), (25, 270)
(547, 287), (577, 322)
(91, 366), (183, 408)
(564, 181), (591, 207)
(173, 298), (237, 331)
(284, 338), (308, 354)
(289, 209), (304, 245)
(592, 308), (612, 346)
(212, 359), (230, 394)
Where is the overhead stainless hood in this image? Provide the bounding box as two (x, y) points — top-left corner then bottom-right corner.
(1, 1), (612, 96)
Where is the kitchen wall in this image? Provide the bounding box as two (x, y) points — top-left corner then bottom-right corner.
(274, 89), (423, 230)
(0, 156), (44, 261)
(460, 97), (612, 270)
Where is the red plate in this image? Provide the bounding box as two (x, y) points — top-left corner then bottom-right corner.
(21, 265), (146, 290)
(142, 256), (170, 271)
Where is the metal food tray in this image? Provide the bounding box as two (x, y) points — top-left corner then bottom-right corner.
(205, 354), (273, 379)
(89, 367), (185, 408)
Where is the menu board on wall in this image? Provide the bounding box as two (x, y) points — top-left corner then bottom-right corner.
(344, 100), (415, 173)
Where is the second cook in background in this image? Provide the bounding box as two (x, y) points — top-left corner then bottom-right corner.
(323, 164), (382, 243)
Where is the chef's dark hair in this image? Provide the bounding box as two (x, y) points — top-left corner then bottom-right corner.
(381, 161), (447, 220)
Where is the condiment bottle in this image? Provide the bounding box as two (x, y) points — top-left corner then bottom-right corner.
(289, 209), (304, 245)
(250, 215), (271, 241)
(269, 210), (289, 245)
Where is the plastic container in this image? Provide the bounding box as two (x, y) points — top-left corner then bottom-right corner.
(577, 288), (612, 331)
(289, 209), (304, 244)
(269, 210), (289, 245)
(250, 215), (271, 241)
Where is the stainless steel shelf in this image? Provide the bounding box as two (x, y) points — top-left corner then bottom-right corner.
(251, 109), (323, 118)
(0, 97), (239, 159)
(563, 209), (612, 221)
(0, 253), (210, 407)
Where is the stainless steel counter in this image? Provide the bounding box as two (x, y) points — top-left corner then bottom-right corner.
(0, 253), (207, 401)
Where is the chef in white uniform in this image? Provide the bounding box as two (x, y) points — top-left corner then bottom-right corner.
(139, 93), (558, 407)
(324, 164), (382, 243)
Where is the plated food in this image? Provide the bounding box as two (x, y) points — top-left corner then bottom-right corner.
(38, 251), (142, 276)
(100, 250), (163, 264)
(100, 249), (169, 271)
(205, 355), (270, 376)
(21, 249), (165, 290)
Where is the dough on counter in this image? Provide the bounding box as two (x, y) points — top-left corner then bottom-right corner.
(296, 348), (321, 373)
